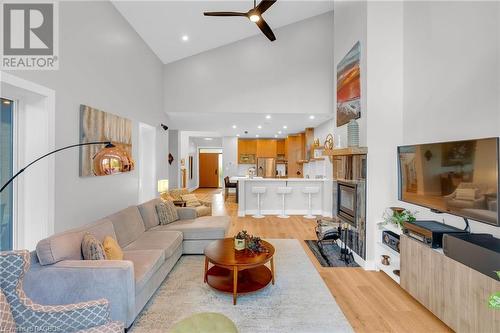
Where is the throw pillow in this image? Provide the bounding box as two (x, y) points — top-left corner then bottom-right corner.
(160, 192), (175, 202)
(181, 194), (202, 207)
(156, 200), (179, 225)
(455, 188), (477, 201)
(102, 236), (123, 260)
(81, 233), (106, 260)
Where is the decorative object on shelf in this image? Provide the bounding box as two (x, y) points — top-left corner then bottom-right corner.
(381, 255), (391, 266)
(337, 41), (361, 127)
(168, 153), (174, 165)
(379, 207), (417, 230)
(424, 149), (433, 161)
(347, 119), (360, 147)
(313, 138), (320, 147)
(324, 134), (334, 150)
(80, 105), (134, 177)
(234, 230), (248, 251)
(393, 269), (400, 277)
(0, 141), (118, 193)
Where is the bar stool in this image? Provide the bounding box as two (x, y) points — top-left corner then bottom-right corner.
(252, 186), (266, 219)
(303, 186), (320, 219)
(277, 186), (292, 219)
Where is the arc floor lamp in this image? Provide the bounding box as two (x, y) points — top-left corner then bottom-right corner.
(0, 141), (115, 193)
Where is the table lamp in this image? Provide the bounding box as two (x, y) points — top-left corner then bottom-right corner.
(157, 179), (169, 194)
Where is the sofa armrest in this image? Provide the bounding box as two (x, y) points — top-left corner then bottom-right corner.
(176, 207), (197, 220)
(24, 259), (135, 327)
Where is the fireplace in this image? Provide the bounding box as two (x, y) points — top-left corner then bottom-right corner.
(337, 181), (357, 226)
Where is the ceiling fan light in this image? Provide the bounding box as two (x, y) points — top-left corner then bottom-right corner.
(249, 14), (260, 22)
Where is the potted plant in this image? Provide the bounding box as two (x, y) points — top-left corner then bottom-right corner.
(245, 235), (268, 255)
(379, 207), (417, 230)
(234, 230), (248, 251)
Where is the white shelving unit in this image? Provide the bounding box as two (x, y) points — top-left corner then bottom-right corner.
(375, 221), (402, 284)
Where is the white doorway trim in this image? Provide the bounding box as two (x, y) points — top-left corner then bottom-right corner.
(1, 71), (55, 250)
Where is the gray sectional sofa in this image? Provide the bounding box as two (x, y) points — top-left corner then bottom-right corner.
(23, 198), (230, 328)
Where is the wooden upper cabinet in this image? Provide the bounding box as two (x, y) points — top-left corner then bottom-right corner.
(286, 134), (305, 178)
(276, 139), (285, 155)
(256, 139), (277, 158)
(238, 139), (257, 155)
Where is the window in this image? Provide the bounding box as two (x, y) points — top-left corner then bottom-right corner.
(0, 98), (14, 251)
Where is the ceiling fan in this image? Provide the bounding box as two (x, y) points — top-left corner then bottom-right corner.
(204, 0), (277, 42)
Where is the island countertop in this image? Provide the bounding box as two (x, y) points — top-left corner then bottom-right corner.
(235, 178), (333, 217)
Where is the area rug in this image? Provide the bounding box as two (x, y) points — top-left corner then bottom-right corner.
(130, 239), (353, 333)
(304, 240), (360, 268)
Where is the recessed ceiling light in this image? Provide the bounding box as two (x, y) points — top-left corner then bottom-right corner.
(309, 115), (315, 120)
(257, 125), (262, 129)
(232, 125), (237, 129)
(256, 134), (259, 138)
(204, 137), (213, 141)
(265, 115), (271, 119)
(274, 134), (278, 138)
(2, 100), (11, 105)
(278, 131), (282, 134)
(283, 125), (287, 129)
(236, 134), (240, 137)
(181, 35), (189, 42)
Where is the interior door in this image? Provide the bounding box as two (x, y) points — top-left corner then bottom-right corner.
(199, 153), (219, 188)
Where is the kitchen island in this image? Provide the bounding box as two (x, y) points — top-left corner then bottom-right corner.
(236, 178), (333, 217)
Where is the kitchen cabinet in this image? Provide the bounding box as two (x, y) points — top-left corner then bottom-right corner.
(256, 139), (277, 158)
(276, 140), (285, 155)
(286, 133), (305, 178)
(238, 139), (257, 164)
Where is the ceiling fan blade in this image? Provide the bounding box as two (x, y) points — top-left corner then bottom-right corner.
(256, 0), (277, 14)
(204, 11), (247, 17)
(255, 18), (276, 41)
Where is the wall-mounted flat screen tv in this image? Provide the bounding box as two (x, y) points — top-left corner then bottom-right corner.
(398, 138), (499, 227)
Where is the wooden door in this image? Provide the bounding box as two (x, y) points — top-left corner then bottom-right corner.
(199, 153), (219, 188)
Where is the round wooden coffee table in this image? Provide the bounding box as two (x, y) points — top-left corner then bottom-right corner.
(204, 238), (275, 305)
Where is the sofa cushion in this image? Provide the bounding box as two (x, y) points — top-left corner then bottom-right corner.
(81, 233), (107, 260)
(36, 218), (116, 265)
(195, 205), (211, 217)
(150, 216), (229, 240)
(107, 207), (146, 248)
(156, 200), (179, 225)
(137, 198), (161, 230)
(123, 249), (165, 293)
(181, 194), (201, 207)
(456, 188), (478, 201)
(124, 230), (183, 258)
(103, 236), (124, 260)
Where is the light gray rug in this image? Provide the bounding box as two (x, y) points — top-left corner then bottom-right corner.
(130, 239), (353, 333)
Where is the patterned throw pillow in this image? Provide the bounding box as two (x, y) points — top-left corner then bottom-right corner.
(102, 236), (124, 260)
(156, 200), (179, 225)
(81, 233), (107, 260)
(181, 194), (202, 207)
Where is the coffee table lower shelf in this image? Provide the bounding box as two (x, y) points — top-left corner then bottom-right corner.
(206, 265), (272, 304)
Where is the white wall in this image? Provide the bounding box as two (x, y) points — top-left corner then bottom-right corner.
(401, 0), (500, 237)
(5, 1), (167, 233)
(163, 12), (334, 116)
(222, 136), (238, 179)
(333, 1), (367, 147)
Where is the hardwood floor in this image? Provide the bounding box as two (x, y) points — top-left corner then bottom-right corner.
(195, 188), (453, 333)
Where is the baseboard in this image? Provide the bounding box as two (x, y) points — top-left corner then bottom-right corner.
(188, 186), (199, 192)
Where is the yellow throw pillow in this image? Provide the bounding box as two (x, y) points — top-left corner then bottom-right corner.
(103, 236), (124, 260)
(181, 194), (202, 207)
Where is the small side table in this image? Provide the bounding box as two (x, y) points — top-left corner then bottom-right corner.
(172, 200), (186, 207)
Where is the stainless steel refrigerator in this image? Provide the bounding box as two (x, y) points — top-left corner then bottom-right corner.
(257, 158), (276, 178)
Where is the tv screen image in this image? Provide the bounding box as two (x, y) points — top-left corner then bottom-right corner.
(398, 138), (499, 227)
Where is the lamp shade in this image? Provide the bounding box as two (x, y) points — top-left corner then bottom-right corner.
(157, 179), (169, 193)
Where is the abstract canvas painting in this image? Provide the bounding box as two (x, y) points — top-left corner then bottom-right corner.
(79, 105), (134, 177)
(337, 41), (361, 127)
